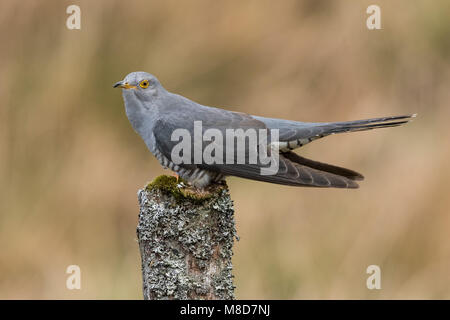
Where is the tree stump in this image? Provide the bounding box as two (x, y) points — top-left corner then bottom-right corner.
(136, 175), (237, 300)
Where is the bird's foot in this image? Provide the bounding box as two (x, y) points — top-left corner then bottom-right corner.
(170, 173), (186, 188)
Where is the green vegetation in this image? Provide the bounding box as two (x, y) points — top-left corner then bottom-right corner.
(145, 175), (222, 204)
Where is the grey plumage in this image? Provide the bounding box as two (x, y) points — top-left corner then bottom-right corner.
(114, 71), (415, 189)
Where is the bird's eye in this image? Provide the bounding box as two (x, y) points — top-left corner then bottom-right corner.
(139, 80), (150, 89)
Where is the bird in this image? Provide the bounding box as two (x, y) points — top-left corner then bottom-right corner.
(114, 71), (415, 189)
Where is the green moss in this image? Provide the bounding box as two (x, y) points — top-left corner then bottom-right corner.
(146, 175), (183, 192)
(145, 175), (221, 204)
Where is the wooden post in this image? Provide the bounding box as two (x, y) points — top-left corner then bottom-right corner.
(136, 175), (236, 300)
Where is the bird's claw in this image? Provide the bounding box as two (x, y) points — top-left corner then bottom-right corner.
(177, 182), (186, 188)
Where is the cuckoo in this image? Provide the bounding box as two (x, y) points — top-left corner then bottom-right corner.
(114, 71), (415, 189)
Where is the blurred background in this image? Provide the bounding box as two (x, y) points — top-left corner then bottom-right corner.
(1, 0), (449, 299)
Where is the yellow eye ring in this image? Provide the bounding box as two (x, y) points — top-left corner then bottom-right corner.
(139, 80), (150, 89)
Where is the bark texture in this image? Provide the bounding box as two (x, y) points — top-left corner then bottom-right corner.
(137, 175), (236, 300)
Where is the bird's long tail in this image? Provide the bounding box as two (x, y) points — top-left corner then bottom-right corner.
(275, 114), (416, 152)
(323, 114), (416, 135)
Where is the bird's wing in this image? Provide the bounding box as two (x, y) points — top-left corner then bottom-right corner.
(153, 104), (359, 188)
(153, 103), (268, 170)
(253, 114), (416, 151)
(200, 152), (360, 188)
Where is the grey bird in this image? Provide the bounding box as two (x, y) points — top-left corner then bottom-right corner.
(114, 71), (415, 189)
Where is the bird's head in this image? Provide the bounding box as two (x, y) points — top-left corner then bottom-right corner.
(113, 71), (163, 101)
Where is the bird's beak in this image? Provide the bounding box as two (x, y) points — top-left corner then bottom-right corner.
(113, 80), (137, 89)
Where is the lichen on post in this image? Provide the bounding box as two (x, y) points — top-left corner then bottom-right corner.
(136, 175), (237, 300)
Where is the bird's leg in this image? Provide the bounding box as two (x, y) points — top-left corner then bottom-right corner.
(171, 172), (187, 189)
(170, 172), (179, 182)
